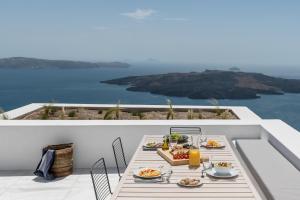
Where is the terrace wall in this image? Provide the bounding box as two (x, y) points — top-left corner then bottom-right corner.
(0, 104), (299, 171)
(0, 120), (263, 170)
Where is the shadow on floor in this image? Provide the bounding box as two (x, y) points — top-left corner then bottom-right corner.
(32, 176), (67, 183)
(0, 168), (119, 177)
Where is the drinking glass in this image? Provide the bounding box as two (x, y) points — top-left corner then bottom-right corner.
(199, 129), (207, 146)
(189, 136), (201, 168)
(160, 165), (171, 183)
(202, 155), (211, 170)
(169, 136), (177, 149)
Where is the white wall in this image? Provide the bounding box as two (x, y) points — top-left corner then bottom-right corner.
(0, 120), (262, 170)
(1, 104), (299, 171)
(260, 120), (300, 170)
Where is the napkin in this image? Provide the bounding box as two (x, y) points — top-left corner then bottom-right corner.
(142, 143), (162, 151)
(134, 177), (164, 183)
(142, 146), (158, 151)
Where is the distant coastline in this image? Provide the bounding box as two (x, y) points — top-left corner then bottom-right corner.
(102, 70), (300, 100)
(0, 68), (299, 131)
(0, 57), (130, 69)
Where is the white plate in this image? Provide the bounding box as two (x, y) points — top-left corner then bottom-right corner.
(177, 179), (203, 187)
(206, 168), (238, 178)
(133, 168), (162, 179)
(201, 142), (225, 149)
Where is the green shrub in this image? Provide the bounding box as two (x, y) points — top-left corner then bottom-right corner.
(131, 110), (145, 120)
(68, 111), (76, 117)
(43, 104), (59, 116)
(103, 101), (121, 120)
(103, 109), (114, 120)
(138, 112), (145, 120)
(131, 111), (139, 116)
(41, 113), (49, 120)
(50, 106), (59, 114)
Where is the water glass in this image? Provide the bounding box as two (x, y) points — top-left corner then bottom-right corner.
(199, 130), (207, 145)
(203, 155), (211, 169)
(160, 165), (171, 182)
(169, 137), (177, 148)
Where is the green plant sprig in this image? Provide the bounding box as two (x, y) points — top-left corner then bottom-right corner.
(166, 99), (175, 120)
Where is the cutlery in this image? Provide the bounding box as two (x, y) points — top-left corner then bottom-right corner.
(134, 178), (164, 183)
(166, 170), (173, 183)
(201, 161), (214, 178)
(201, 163), (205, 178)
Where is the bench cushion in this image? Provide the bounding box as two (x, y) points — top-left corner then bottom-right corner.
(236, 139), (300, 200)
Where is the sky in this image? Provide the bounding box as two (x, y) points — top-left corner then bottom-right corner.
(0, 0), (300, 67)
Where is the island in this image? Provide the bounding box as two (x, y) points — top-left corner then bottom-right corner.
(0, 57), (130, 69)
(101, 70), (300, 99)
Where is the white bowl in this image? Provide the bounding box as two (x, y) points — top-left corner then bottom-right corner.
(214, 162), (232, 174)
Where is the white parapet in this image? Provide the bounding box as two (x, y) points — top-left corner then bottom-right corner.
(0, 103), (299, 171)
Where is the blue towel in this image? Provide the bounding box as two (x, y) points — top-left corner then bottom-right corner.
(34, 149), (55, 180)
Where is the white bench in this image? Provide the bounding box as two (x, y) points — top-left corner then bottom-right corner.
(236, 139), (300, 200)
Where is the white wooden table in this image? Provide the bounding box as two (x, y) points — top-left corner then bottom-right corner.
(111, 135), (262, 200)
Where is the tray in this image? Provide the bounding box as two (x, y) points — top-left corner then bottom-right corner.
(157, 148), (189, 166)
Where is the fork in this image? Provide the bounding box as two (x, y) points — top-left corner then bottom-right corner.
(201, 163), (206, 178)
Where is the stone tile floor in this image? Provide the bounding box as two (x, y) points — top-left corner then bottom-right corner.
(0, 169), (119, 200)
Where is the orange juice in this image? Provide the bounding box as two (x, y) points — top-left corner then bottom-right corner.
(189, 148), (201, 167)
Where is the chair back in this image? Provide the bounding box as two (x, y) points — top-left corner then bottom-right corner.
(90, 158), (112, 200)
(112, 137), (127, 179)
(170, 127), (202, 135)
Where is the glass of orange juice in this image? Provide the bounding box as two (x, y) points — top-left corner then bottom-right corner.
(189, 149), (200, 167)
(189, 136), (201, 167)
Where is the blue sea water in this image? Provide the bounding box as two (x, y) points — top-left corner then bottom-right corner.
(0, 66), (299, 131)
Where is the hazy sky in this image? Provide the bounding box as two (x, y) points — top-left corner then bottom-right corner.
(0, 0), (300, 66)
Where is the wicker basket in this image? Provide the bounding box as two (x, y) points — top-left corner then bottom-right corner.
(44, 143), (74, 177)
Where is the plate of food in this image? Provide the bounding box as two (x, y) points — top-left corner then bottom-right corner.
(201, 140), (225, 149)
(134, 168), (162, 179)
(177, 178), (203, 187)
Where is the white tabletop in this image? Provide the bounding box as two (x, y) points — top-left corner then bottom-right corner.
(111, 135), (262, 200)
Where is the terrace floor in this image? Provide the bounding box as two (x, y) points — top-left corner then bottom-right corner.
(0, 169), (119, 200)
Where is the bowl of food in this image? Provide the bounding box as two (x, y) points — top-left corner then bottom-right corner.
(170, 133), (188, 144)
(214, 162), (233, 175)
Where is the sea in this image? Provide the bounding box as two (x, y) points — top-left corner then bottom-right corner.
(0, 64), (299, 131)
